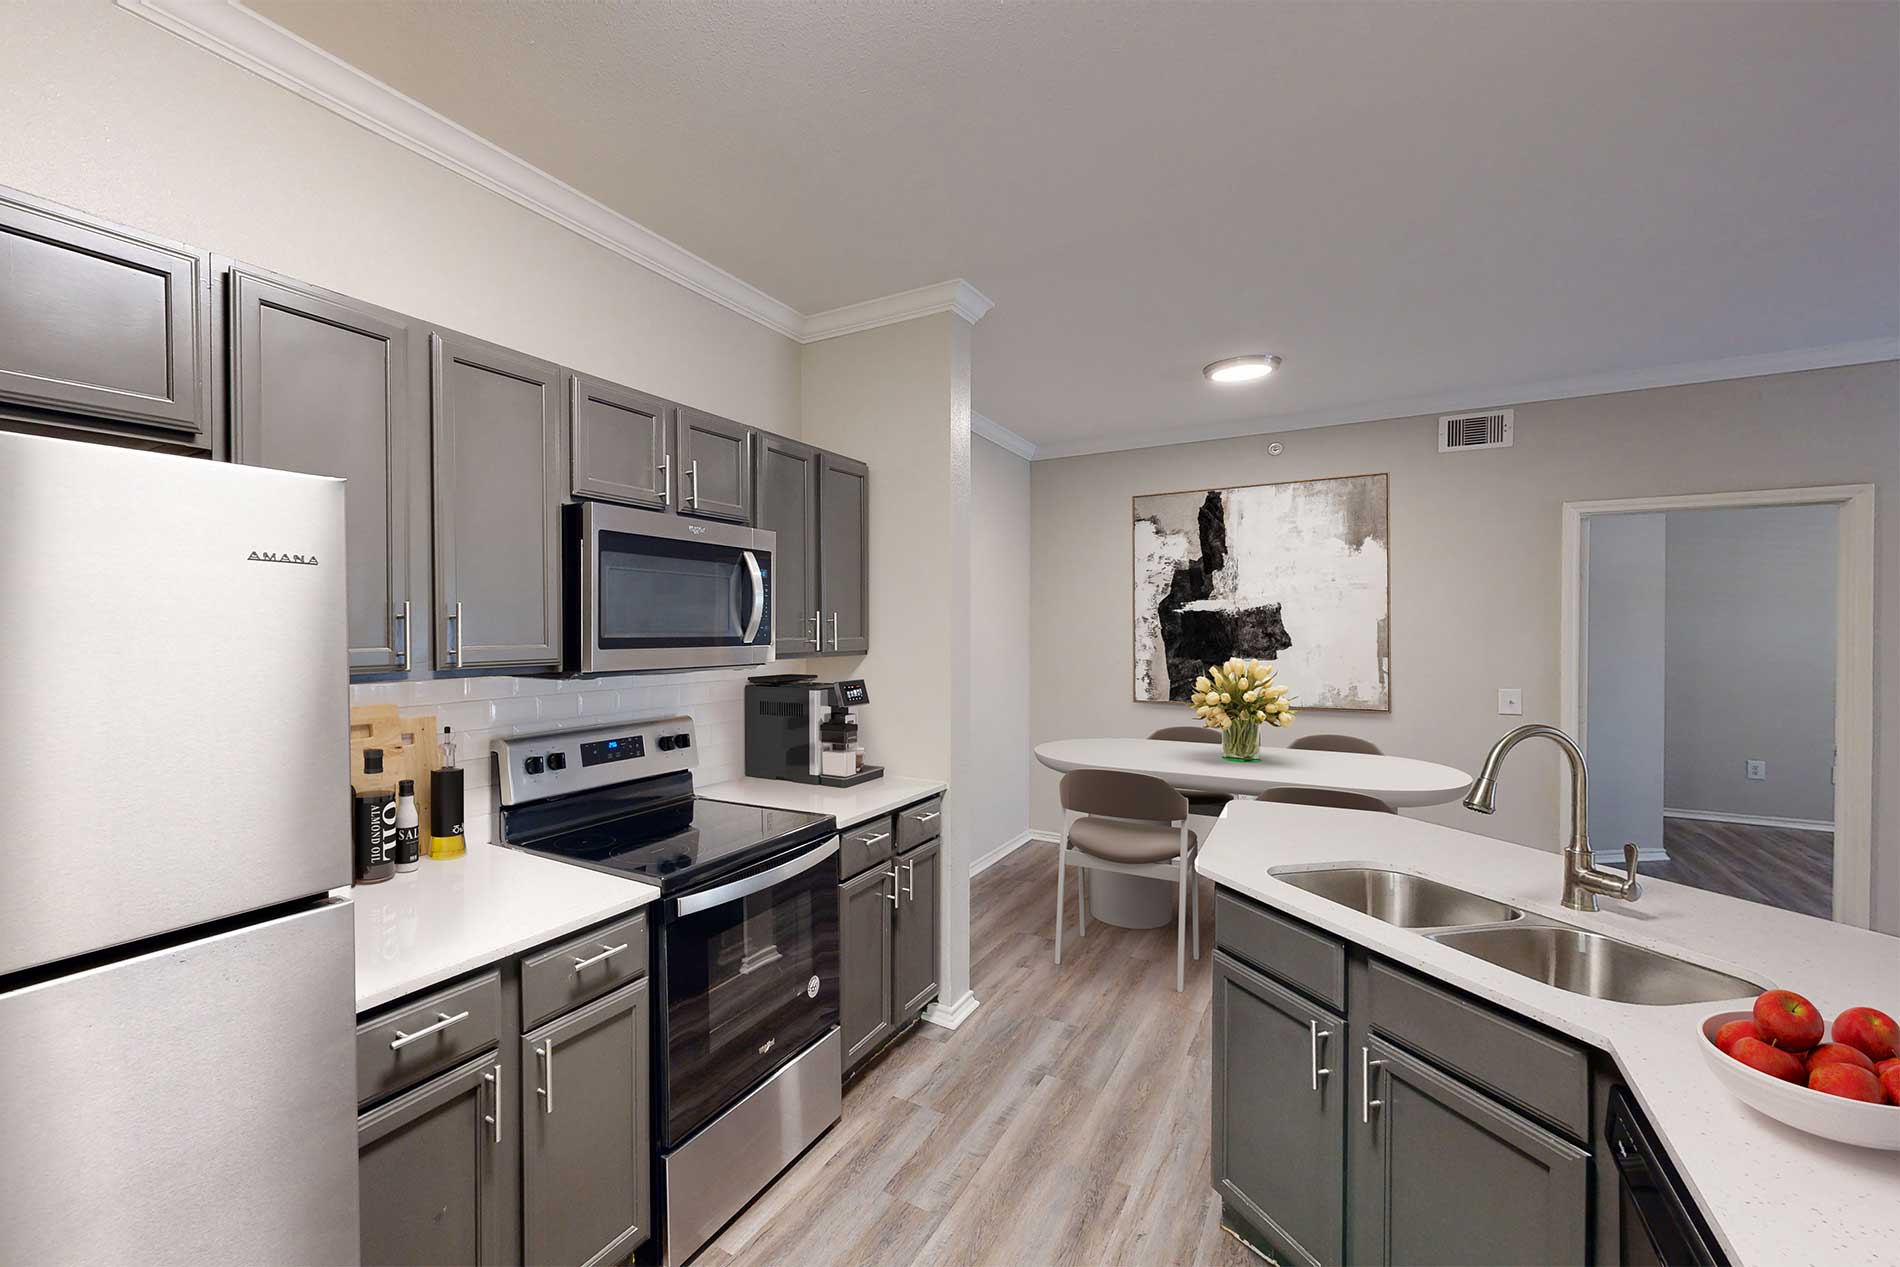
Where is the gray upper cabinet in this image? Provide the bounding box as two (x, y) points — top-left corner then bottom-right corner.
(1212, 951), (1346, 1267)
(892, 837), (941, 1021)
(520, 980), (651, 1267)
(431, 332), (564, 670)
(840, 863), (897, 1072)
(674, 405), (751, 523)
(0, 186), (210, 441)
(1351, 1034), (1588, 1266)
(754, 433), (821, 655)
(358, 1053), (512, 1267)
(229, 268), (420, 674)
(817, 453), (869, 655)
(570, 373), (672, 510)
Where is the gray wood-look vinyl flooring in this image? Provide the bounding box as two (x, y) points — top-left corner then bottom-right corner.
(696, 840), (1253, 1267)
(1639, 816), (1833, 918)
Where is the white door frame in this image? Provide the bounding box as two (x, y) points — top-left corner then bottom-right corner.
(1559, 484), (1876, 927)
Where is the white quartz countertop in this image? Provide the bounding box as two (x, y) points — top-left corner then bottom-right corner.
(1033, 737), (1471, 806)
(350, 844), (659, 1013)
(1196, 802), (1900, 1266)
(697, 775), (946, 829)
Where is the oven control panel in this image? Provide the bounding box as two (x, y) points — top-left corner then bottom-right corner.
(495, 715), (697, 807)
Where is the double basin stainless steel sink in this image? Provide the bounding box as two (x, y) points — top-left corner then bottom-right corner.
(1269, 866), (1767, 1006)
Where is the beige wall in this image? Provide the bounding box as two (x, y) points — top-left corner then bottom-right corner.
(0, 2), (801, 434)
(1585, 513), (1667, 859)
(1030, 363), (1900, 933)
(800, 312), (979, 1011)
(970, 435), (1034, 862)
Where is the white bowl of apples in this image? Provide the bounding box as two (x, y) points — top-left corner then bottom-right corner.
(1700, 991), (1900, 1150)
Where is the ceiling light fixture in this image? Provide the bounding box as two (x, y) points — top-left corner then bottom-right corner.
(1203, 354), (1281, 384)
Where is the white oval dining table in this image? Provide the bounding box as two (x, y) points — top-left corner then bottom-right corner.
(1032, 738), (1474, 927)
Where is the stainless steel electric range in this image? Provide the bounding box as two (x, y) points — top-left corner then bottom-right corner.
(496, 716), (841, 1267)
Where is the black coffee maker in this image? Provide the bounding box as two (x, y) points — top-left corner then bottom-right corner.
(743, 674), (884, 787)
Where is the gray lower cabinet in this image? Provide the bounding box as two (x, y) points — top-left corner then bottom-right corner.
(892, 837), (941, 1020)
(358, 1052), (513, 1267)
(674, 405), (751, 523)
(520, 980), (651, 1267)
(840, 862), (897, 1069)
(816, 453), (869, 654)
(0, 185), (211, 442)
(1351, 1034), (1588, 1266)
(1212, 950), (1346, 1267)
(229, 267), (423, 674)
(431, 332), (564, 670)
(754, 432), (821, 655)
(570, 373), (672, 510)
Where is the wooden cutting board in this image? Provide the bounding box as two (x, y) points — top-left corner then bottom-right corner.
(349, 705), (438, 830)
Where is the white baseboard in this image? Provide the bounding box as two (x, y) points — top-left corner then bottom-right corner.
(971, 829), (1056, 876)
(1663, 808), (1835, 834)
(922, 990), (981, 1030)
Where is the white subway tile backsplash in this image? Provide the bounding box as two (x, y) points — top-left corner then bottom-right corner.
(535, 693), (582, 721)
(489, 696), (539, 726)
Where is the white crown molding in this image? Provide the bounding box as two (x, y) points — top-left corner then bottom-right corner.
(1028, 337), (1900, 461)
(116, 0), (991, 345)
(800, 279), (995, 343)
(971, 413), (1039, 460)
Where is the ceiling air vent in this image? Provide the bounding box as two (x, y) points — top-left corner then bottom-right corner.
(1439, 409), (1514, 452)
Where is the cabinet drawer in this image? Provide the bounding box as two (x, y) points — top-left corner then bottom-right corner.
(358, 971), (502, 1106)
(1214, 889), (1346, 1011)
(1367, 958), (1590, 1140)
(840, 816), (897, 880)
(895, 797), (944, 852)
(520, 911), (649, 1031)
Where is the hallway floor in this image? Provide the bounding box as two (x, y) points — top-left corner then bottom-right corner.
(1640, 816), (1833, 918)
(699, 840), (1251, 1267)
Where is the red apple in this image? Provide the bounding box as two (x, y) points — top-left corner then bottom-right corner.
(1729, 1036), (1806, 1083)
(1875, 1057), (1900, 1080)
(1753, 989), (1825, 1050)
(1831, 1007), (1898, 1063)
(1880, 1066), (1900, 1106)
(1714, 1019), (1761, 1055)
(1807, 1063), (1884, 1103)
(1806, 1043), (1875, 1074)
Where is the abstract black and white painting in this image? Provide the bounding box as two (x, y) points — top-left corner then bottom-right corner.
(1133, 473), (1389, 709)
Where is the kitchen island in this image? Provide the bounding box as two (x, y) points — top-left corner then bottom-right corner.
(1197, 800), (1898, 1266)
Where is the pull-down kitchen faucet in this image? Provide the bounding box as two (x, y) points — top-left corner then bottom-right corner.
(1463, 723), (1642, 913)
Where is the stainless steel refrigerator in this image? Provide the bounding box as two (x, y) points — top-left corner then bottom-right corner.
(0, 431), (360, 1265)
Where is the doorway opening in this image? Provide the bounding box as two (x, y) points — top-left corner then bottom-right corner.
(1561, 486), (1875, 926)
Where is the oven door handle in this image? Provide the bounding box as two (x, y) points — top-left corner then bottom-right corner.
(741, 550), (765, 644)
(673, 838), (839, 916)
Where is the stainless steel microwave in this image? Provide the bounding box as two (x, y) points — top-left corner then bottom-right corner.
(564, 501), (776, 673)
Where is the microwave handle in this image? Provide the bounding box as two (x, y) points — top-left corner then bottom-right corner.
(673, 838), (839, 916)
(741, 550), (765, 643)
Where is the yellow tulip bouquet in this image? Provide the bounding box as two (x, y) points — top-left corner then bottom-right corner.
(1190, 658), (1297, 761)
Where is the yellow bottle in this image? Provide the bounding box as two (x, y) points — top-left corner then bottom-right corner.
(429, 727), (467, 859)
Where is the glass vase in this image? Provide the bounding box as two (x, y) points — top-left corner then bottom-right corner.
(1221, 719), (1261, 762)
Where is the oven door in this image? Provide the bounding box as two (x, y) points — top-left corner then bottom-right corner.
(575, 502), (775, 673)
(657, 838), (840, 1148)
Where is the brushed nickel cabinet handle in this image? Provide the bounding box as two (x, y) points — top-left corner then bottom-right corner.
(687, 460), (700, 509)
(1310, 1021), (1333, 1090)
(572, 942), (629, 972)
(858, 831), (890, 847)
(389, 1010), (469, 1051)
(1362, 1046), (1385, 1122)
(828, 611), (840, 650)
(658, 452), (671, 506)
(902, 858), (916, 901)
(884, 867), (900, 907)
(536, 1039), (555, 1115)
(395, 599), (411, 670)
(446, 601), (463, 666)
(482, 1063), (501, 1145)
(912, 811), (940, 824)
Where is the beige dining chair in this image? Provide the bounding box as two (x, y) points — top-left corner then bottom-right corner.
(1257, 786), (1397, 814)
(1055, 769), (1200, 991)
(1147, 726), (1232, 819)
(1288, 733), (1383, 756)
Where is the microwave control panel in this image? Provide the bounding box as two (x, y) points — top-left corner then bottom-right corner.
(495, 716), (696, 806)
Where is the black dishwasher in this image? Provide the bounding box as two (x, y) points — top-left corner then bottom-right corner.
(1607, 1087), (1728, 1266)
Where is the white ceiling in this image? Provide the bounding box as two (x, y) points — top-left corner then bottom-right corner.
(251, 0), (1899, 455)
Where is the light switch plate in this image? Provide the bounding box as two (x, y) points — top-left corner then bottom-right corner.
(1746, 759), (1767, 781)
(1497, 688), (1523, 716)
